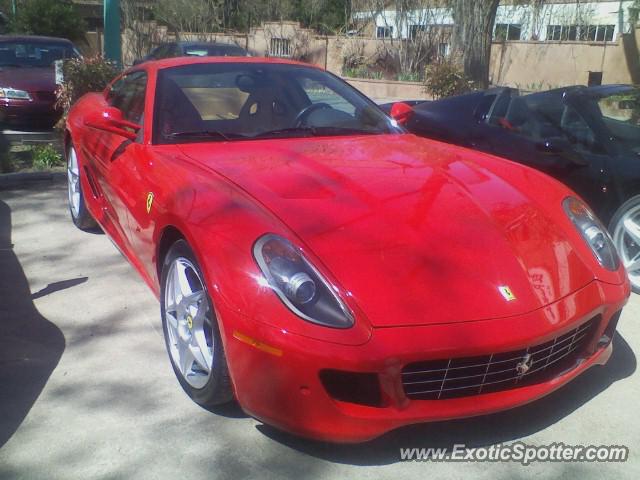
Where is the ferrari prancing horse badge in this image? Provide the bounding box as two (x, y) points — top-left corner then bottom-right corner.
(146, 192), (154, 214)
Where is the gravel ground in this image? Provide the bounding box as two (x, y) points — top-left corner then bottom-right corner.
(0, 180), (638, 480)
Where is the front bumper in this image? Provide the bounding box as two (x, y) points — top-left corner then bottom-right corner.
(0, 98), (60, 127)
(221, 279), (628, 442)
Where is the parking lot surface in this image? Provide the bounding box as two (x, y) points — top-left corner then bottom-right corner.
(1, 180), (638, 480)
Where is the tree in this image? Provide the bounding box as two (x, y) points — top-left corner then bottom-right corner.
(355, 1), (452, 78)
(449, 0), (500, 89)
(153, 0), (224, 38)
(11, 0), (86, 41)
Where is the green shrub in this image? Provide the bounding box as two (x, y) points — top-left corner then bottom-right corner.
(343, 66), (384, 80)
(397, 72), (422, 82)
(11, 0), (86, 41)
(55, 56), (121, 127)
(423, 60), (475, 99)
(32, 145), (64, 171)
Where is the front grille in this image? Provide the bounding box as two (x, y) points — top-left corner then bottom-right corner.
(402, 316), (599, 400)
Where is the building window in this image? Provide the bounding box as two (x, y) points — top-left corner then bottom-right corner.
(546, 25), (577, 41)
(409, 24), (427, 40)
(438, 42), (450, 58)
(588, 71), (603, 86)
(376, 26), (393, 39)
(494, 23), (522, 41)
(579, 25), (615, 42)
(563, 25), (577, 41)
(598, 25), (615, 42)
(269, 37), (291, 57)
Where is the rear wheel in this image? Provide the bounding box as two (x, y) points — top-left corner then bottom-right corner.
(610, 195), (640, 293)
(67, 144), (98, 231)
(160, 240), (233, 406)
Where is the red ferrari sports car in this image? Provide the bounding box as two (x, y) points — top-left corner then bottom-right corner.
(65, 57), (629, 442)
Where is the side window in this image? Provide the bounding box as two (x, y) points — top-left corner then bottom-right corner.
(167, 44), (180, 58)
(560, 105), (599, 153)
(474, 94), (496, 121)
(107, 72), (148, 125)
(299, 78), (355, 116)
(151, 45), (171, 60)
(487, 93), (512, 126)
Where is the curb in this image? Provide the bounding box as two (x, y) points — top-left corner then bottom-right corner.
(0, 171), (66, 189)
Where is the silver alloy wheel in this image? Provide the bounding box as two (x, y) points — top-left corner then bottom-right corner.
(67, 146), (80, 218)
(164, 257), (214, 389)
(613, 203), (640, 290)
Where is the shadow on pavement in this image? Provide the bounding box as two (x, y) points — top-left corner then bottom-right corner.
(257, 332), (636, 466)
(0, 197), (65, 448)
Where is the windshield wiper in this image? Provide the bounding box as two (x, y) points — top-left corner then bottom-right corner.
(166, 130), (240, 141)
(0, 64), (25, 68)
(252, 126), (378, 139)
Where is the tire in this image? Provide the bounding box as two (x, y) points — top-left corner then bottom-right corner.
(160, 240), (233, 407)
(67, 143), (98, 231)
(610, 195), (640, 294)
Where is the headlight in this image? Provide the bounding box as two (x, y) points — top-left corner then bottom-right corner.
(0, 88), (32, 100)
(253, 234), (354, 328)
(563, 196), (619, 271)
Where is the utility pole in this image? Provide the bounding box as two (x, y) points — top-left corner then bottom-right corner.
(104, 0), (122, 66)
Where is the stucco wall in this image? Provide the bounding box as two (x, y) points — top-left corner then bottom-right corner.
(343, 77), (430, 102)
(490, 27), (640, 88)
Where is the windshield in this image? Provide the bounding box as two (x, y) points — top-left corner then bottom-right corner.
(596, 88), (640, 154)
(183, 45), (247, 57)
(0, 41), (79, 68)
(154, 63), (400, 144)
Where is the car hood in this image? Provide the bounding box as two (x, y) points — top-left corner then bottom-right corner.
(0, 66), (55, 92)
(179, 134), (595, 327)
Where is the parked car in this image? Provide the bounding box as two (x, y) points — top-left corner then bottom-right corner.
(0, 35), (80, 129)
(65, 57), (628, 442)
(386, 85), (640, 292)
(133, 41), (248, 65)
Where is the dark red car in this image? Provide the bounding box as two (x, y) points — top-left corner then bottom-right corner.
(0, 35), (80, 129)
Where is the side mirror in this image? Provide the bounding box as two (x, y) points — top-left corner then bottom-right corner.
(389, 102), (414, 125)
(536, 137), (588, 166)
(84, 106), (141, 141)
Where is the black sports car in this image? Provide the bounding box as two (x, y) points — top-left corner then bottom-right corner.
(386, 85), (640, 292)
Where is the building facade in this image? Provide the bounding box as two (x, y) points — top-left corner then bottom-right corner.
(363, 1), (635, 45)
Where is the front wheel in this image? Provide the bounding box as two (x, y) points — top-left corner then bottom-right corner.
(67, 144), (98, 231)
(610, 195), (640, 293)
(160, 240), (233, 407)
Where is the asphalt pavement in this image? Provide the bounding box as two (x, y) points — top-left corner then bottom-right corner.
(0, 179), (638, 480)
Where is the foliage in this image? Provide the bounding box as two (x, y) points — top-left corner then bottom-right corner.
(343, 66), (383, 80)
(222, 0), (350, 33)
(631, 1), (640, 26)
(355, 0), (448, 78)
(9, 0), (86, 41)
(55, 56), (121, 127)
(423, 59), (475, 99)
(154, 0), (223, 37)
(31, 144), (63, 171)
(397, 72), (422, 82)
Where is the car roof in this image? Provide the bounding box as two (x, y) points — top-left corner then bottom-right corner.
(0, 34), (75, 45)
(130, 56), (320, 73)
(178, 41), (245, 48)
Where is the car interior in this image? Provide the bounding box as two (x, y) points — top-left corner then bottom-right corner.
(154, 66), (389, 142)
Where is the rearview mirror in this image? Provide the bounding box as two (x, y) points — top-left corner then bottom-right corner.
(84, 107), (141, 141)
(537, 137), (588, 166)
(389, 102), (414, 125)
